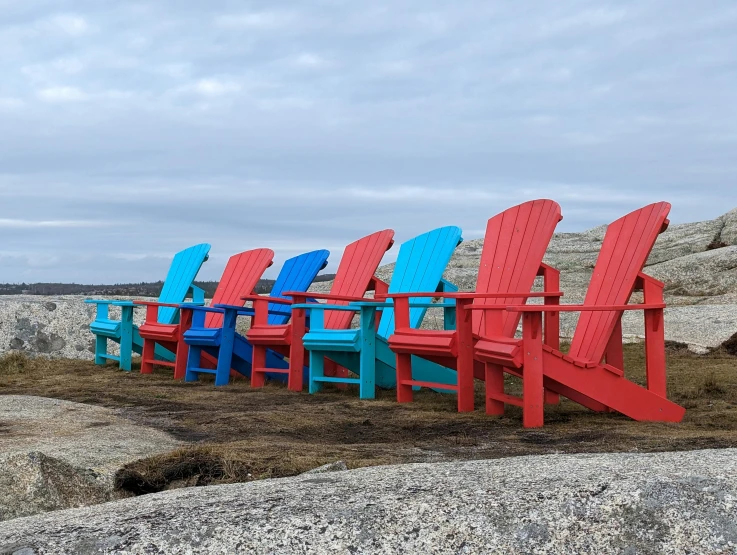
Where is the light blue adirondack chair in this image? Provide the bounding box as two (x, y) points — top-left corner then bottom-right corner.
(181, 249), (330, 386)
(86, 243), (211, 371)
(301, 226), (462, 399)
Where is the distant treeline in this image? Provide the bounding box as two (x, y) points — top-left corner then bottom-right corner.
(0, 274), (336, 297)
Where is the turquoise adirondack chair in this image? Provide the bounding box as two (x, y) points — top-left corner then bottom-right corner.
(181, 249), (330, 386)
(86, 243), (211, 371)
(301, 226), (463, 399)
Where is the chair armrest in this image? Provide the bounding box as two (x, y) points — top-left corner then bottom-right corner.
(133, 300), (184, 309)
(241, 295), (294, 305)
(292, 304), (361, 312)
(406, 301), (457, 309)
(387, 291), (563, 300)
(283, 291), (380, 303)
(506, 303), (665, 312)
(212, 303), (258, 317)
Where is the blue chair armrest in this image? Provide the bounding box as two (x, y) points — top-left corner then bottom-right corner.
(213, 303), (258, 317)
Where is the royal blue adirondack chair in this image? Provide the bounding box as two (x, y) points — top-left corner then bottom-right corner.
(300, 226), (463, 399)
(85, 243), (211, 371)
(181, 249), (330, 386)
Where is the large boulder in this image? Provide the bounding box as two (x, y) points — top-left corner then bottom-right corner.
(0, 452), (116, 522)
(0, 449), (735, 554)
(0, 396), (181, 521)
(647, 246), (737, 299)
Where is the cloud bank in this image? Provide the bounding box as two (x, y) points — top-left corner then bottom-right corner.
(1, 1), (735, 282)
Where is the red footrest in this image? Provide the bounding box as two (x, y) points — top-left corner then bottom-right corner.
(252, 367), (290, 375)
(143, 358), (175, 368)
(487, 392), (523, 407)
(400, 379), (458, 391)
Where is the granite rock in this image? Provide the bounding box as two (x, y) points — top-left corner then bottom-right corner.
(0, 396), (181, 521)
(1, 449), (735, 554)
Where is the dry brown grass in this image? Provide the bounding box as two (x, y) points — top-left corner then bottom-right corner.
(2, 344), (736, 494)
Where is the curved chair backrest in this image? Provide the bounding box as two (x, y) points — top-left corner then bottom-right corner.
(325, 230), (395, 330)
(569, 202), (671, 363)
(157, 243), (211, 323)
(474, 200), (563, 337)
(267, 249), (330, 325)
(205, 249), (274, 328)
(377, 226), (463, 338)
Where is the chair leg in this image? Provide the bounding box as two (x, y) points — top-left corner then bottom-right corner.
(645, 308), (667, 397)
(457, 353), (475, 413)
(485, 363), (505, 416)
(358, 310), (376, 400)
(140, 339), (155, 374)
(185, 347), (202, 382)
(288, 345), (305, 392)
(251, 345), (266, 388)
(173, 339), (188, 380)
(215, 324), (236, 387)
(119, 311), (133, 372)
(94, 335), (107, 366)
(544, 389), (560, 405)
(396, 353), (413, 403)
(309, 351), (324, 394)
(522, 312), (544, 428)
(359, 347), (376, 401)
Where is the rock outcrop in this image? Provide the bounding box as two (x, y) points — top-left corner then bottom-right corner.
(0, 396), (181, 521)
(1, 448), (735, 554)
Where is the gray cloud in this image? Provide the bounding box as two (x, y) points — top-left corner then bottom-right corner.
(1, 0), (736, 282)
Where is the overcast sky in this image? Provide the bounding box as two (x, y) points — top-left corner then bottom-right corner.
(1, 1), (736, 283)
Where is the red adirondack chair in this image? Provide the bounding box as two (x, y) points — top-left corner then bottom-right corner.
(137, 249), (274, 379)
(468, 201), (686, 427)
(245, 229), (395, 392)
(387, 200), (563, 411)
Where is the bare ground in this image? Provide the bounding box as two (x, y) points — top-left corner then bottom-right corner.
(1, 344), (736, 495)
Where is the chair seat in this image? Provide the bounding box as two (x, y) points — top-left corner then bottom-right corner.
(474, 335), (523, 368)
(247, 324), (291, 346)
(139, 322), (179, 342)
(388, 328), (457, 358)
(303, 329), (360, 352)
(90, 318), (121, 338)
(183, 326), (222, 348)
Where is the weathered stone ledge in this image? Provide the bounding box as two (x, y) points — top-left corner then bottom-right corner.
(1, 448), (735, 554)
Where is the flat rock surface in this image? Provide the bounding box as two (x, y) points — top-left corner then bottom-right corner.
(1, 448), (736, 554)
(0, 396), (181, 520)
(0, 396), (181, 471)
